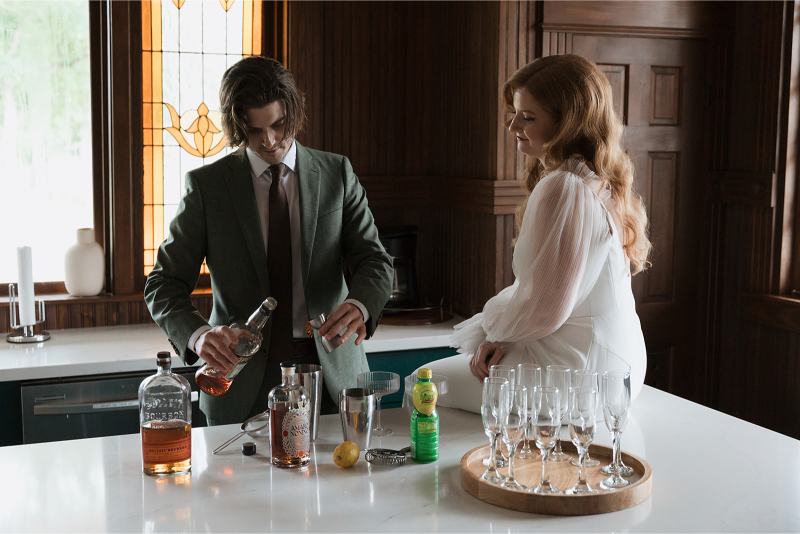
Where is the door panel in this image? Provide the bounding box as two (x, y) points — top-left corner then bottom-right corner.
(563, 35), (707, 398)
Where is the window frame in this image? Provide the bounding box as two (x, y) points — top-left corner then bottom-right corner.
(780, 0), (800, 297)
(2, 0), (286, 300)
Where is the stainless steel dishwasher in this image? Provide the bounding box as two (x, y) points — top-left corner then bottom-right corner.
(20, 368), (206, 444)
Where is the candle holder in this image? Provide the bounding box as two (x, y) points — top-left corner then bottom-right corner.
(6, 283), (50, 343)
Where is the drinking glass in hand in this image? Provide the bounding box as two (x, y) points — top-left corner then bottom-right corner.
(571, 369), (600, 468)
(357, 372), (400, 437)
(480, 377), (508, 484)
(566, 386), (598, 494)
(499, 383), (527, 490)
(515, 363), (541, 460)
(600, 370), (632, 490)
(545, 365), (571, 462)
(529, 386), (563, 494)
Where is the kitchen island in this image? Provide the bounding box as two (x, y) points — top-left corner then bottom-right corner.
(1, 385), (798, 532)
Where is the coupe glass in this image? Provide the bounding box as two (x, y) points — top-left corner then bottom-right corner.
(545, 365), (571, 462)
(515, 363), (542, 460)
(571, 369), (600, 468)
(357, 371), (400, 437)
(499, 383), (527, 490)
(600, 371), (632, 490)
(566, 386), (598, 494)
(529, 386), (563, 494)
(480, 377), (508, 484)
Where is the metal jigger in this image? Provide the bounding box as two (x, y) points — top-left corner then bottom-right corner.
(6, 283), (50, 343)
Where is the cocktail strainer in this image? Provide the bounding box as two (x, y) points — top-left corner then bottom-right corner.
(365, 446), (411, 466)
(213, 411), (270, 454)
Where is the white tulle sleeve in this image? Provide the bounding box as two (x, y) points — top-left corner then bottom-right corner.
(451, 170), (611, 355)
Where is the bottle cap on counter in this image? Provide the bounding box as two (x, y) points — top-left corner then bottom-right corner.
(242, 442), (256, 455)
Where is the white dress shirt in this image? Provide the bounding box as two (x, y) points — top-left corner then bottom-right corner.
(189, 141), (368, 353)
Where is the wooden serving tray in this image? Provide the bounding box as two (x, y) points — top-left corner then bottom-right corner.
(461, 440), (652, 516)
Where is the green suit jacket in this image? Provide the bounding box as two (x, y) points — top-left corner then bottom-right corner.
(144, 142), (393, 423)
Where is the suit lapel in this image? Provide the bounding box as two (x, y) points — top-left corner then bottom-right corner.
(224, 152), (270, 296)
(295, 142), (319, 287)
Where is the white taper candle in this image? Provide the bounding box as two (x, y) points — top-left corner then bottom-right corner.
(16, 246), (36, 326)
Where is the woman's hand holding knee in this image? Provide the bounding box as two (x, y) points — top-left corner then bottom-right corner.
(470, 341), (505, 381)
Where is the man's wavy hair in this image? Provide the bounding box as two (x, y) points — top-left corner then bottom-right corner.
(219, 56), (306, 152)
(503, 54), (651, 274)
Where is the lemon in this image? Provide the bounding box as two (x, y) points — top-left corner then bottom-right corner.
(333, 441), (359, 468)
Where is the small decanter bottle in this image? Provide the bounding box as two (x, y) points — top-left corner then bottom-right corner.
(139, 351), (192, 476)
(195, 297), (277, 396)
(268, 361), (311, 468)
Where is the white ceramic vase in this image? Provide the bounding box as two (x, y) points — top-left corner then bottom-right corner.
(64, 228), (105, 296)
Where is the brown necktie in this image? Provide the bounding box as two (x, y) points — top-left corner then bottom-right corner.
(267, 163), (293, 362)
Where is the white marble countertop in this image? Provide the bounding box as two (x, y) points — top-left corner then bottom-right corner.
(0, 318), (462, 382)
(0, 385), (798, 532)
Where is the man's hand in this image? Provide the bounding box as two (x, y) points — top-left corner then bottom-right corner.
(318, 302), (367, 346)
(195, 326), (240, 373)
(469, 341), (506, 381)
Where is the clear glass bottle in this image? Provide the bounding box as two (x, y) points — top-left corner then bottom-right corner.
(195, 297), (277, 396)
(139, 351), (192, 476)
(268, 361), (311, 468)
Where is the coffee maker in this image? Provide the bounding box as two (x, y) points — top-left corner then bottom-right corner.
(378, 226), (419, 310)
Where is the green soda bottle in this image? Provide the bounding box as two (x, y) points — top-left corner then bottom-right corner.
(410, 368), (439, 463)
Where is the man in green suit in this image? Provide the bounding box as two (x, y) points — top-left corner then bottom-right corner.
(145, 56), (393, 425)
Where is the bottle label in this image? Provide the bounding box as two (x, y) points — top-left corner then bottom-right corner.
(142, 436), (191, 464)
(281, 403), (310, 458)
(412, 381), (438, 416)
(417, 421), (437, 433)
(410, 411), (439, 462)
(225, 353), (255, 380)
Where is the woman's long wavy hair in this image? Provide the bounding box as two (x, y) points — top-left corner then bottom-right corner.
(503, 54), (651, 274)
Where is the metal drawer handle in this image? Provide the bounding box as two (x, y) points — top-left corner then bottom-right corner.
(33, 391), (199, 415)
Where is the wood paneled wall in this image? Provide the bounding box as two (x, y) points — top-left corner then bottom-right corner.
(707, 1), (800, 439)
(288, 1), (520, 316)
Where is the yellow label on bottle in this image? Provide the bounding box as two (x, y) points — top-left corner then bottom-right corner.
(412, 380), (437, 416)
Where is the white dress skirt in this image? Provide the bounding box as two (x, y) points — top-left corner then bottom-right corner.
(423, 158), (647, 414)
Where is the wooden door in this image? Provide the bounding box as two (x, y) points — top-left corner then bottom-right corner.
(555, 35), (708, 399)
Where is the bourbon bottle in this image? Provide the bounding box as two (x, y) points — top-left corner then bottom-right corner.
(139, 352), (192, 476)
(268, 361), (311, 468)
(195, 297), (277, 396)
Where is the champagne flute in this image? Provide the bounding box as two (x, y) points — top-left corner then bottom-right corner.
(571, 369), (600, 468)
(480, 377), (508, 484)
(484, 365), (515, 467)
(529, 386), (563, 494)
(499, 383), (527, 490)
(600, 371), (632, 490)
(545, 365), (571, 462)
(515, 363), (541, 460)
(566, 386), (598, 494)
(489, 364), (515, 384)
(357, 371), (400, 437)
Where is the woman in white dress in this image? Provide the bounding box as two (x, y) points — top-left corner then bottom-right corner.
(425, 54), (651, 414)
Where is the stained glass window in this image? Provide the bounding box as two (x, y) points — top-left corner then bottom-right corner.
(141, 0), (263, 276)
